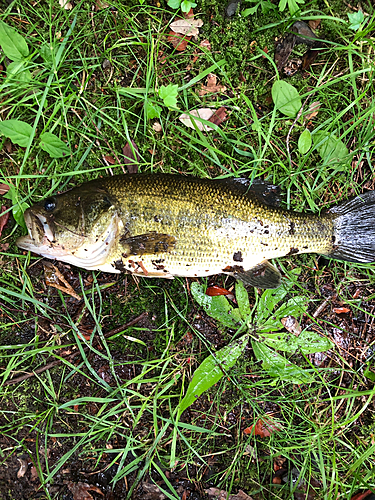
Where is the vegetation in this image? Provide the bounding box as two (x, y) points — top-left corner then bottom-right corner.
(0, 0), (374, 499)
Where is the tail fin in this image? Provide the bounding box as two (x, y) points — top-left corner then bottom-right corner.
(325, 191), (375, 263)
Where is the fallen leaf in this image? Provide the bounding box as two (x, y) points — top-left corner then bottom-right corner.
(308, 19), (321, 30)
(0, 184), (10, 196)
(141, 482), (167, 500)
(243, 416), (282, 438)
(185, 8), (194, 18)
(122, 140), (140, 174)
(152, 122), (162, 132)
(200, 39), (211, 50)
(205, 488), (254, 500)
(95, 0), (109, 9)
(104, 155), (116, 165)
(17, 458), (28, 479)
(30, 465), (39, 481)
(350, 490), (373, 500)
(44, 262), (81, 300)
(168, 30), (191, 51)
(206, 286), (231, 296)
(208, 107), (228, 126)
(281, 315), (301, 335)
(0, 206), (10, 237)
(66, 481), (104, 500)
(305, 101), (321, 120)
(179, 109), (214, 131)
(198, 73), (226, 96)
(170, 18), (203, 37)
(333, 307), (350, 314)
(59, 0), (73, 10)
(0, 243), (9, 251)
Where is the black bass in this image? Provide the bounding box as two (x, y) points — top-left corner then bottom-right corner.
(16, 174), (375, 289)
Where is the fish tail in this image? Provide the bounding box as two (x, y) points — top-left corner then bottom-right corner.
(325, 191), (375, 263)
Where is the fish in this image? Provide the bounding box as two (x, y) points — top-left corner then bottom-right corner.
(16, 174), (375, 289)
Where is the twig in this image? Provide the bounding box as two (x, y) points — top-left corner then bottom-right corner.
(3, 312), (148, 386)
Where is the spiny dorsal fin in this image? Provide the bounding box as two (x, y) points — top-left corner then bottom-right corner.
(219, 178), (282, 207)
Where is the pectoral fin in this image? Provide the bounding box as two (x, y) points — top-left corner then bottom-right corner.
(121, 232), (176, 256)
(235, 261), (281, 289)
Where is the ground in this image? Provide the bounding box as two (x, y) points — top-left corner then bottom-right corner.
(0, 0), (375, 499)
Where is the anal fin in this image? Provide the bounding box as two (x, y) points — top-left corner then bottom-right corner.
(235, 261), (281, 289)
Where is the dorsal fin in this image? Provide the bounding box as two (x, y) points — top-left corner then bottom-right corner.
(219, 178), (282, 207)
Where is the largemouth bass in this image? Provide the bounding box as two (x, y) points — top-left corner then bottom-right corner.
(17, 174), (375, 289)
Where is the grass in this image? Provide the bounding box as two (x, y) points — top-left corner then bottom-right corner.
(1, 0), (375, 498)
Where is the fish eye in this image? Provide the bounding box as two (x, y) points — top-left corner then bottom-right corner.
(44, 198), (56, 212)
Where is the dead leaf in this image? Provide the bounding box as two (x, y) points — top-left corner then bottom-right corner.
(17, 458), (28, 479)
(122, 140), (140, 174)
(104, 155), (116, 165)
(308, 19), (321, 30)
(0, 206), (10, 237)
(0, 243), (9, 252)
(305, 101), (321, 120)
(152, 122), (162, 132)
(200, 39), (211, 50)
(59, 0), (73, 10)
(170, 18), (203, 37)
(198, 73), (226, 96)
(95, 0), (109, 9)
(333, 307), (350, 314)
(66, 481), (104, 500)
(281, 315), (301, 335)
(168, 30), (191, 51)
(208, 107), (228, 126)
(185, 8), (194, 18)
(179, 109), (214, 131)
(205, 488), (254, 500)
(141, 482), (166, 500)
(243, 416), (282, 438)
(0, 184), (10, 196)
(206, 286), (231, 296)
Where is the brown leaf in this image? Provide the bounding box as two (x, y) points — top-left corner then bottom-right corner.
(152, 122), (162, 132)
(0, 183), (10, 196)
(198, 73), (226, 96)
(168, 30), (191, 51)
(17, 458), (28, 479)
(179, 109), (214, 131)
(170, 18), (203, 37)
(208, 107), (228, 126)
(308, 19), (321, 30)
(44, 262), (81, 301)
(199, 39), (211, 50)
(95, 0), (109, 9)
(206, 286), (231, 296)
(281, 315), (301, 335)
(333, 307), (350, 314)
(0, 206), (10, 238)
(244, 416), (282, 438)
(305, 101), (321, 120)
(104, 155), (116, 165)
(205, 488), (254, 500)
(122, 140), (140, 174)
(185, 8), (194, 18)
(66, 481), (104, 500)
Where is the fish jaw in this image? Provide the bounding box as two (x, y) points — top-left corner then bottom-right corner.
(17, 210), (122, 273)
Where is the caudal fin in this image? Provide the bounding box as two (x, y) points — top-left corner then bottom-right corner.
(325, 191), (375, 263)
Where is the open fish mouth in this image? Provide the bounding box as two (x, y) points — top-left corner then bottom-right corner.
(16, 210), (58, 254)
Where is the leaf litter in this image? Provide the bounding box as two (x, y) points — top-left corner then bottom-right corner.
(169, 18), (203, 37)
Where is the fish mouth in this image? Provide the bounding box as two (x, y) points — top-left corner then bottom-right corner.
(16, 209), (57, 253)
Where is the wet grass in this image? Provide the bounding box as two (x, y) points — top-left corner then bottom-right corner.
(1, 0), (375, 499)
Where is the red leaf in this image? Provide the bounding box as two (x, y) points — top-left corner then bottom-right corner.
(122, 140), (140, 174)
(104, 155), (116, 165)
(244, 416), (282, 438)
(0, 206), (10, 237)
(0, 183), (10, 196)
(206, 286), (231, 296)
(168, 30), (191, 51)
(333, 307), (350, 314)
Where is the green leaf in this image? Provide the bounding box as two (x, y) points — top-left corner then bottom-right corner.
(145, 101), (162, 120)
(159, 84), (179, 109)
(181, 0), (196, 12)
(298, 129), (312, 154)
(167, 0), (181, 8)
(278, 0), (287, 12)
(286, 0), (304, 15)
(39, 42), (57, 64)
(272, 81), (302, 118)
(235, 281), (251, 321)
(6, 61), (32, 83)
(242, 6), (259, 16)
(0, 119), (33, 147)
(364, 363), (375, 382)
(260, 296), (308, 333)
(0, 20), (29, 61)
(314, 131), (348, 162)
(39, 132), (71, 158)
(178, 334), (249, 416)
(262, 330), (334, 354)
(348, 11), (364, 31)
(252, 341), (314, 384)
(191, 282), (242, 329)
(3, 184), (29, 230)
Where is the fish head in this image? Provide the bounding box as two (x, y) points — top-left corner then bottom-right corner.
(17, 184), (121, 271)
